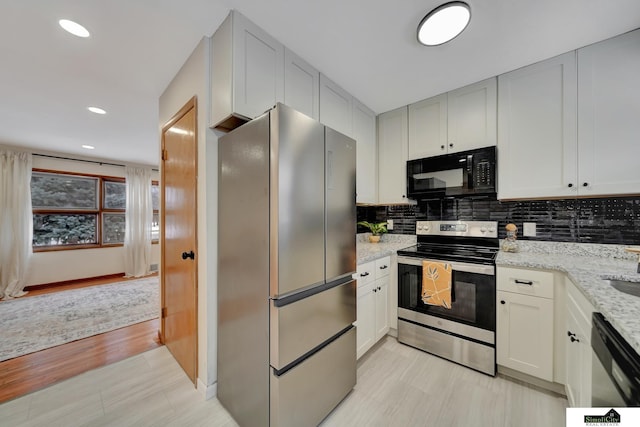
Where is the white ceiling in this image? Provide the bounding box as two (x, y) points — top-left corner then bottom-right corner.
(1, 1), (639, 167)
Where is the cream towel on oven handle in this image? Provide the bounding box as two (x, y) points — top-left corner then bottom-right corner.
(421, 261), (452, 309)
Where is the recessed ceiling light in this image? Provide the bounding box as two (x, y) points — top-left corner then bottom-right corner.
(87, 106), (106, 115)
(417, 2), (471, 46)
(59, 19), (90, 38)
(82, 145), (95, 150)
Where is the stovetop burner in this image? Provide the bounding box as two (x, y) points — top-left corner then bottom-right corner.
(397, 220), (499, 265)
(397, 243), (498, 264)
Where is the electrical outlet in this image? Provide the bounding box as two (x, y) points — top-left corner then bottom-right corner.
(523, 222), (537, 237)
(387, 219), (394, 230)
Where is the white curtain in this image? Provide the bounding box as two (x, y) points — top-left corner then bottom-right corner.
(124, 166), (153, 277)
(0, 150), (33, 299)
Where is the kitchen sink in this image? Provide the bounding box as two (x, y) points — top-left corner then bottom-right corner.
(607, 279), (640, 298)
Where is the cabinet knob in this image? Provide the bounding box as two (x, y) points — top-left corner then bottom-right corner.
(373, 288), (377, 293)
(402, 195), (406, 198)
(379, 265), (388, 270)
(378, 286), (381, 291)
(440, 145), (445, 150)
(449, 143), (454, 148)
(583, 182), (589, 187)
(567, 183), (573, 188)
(567, 331), (580, 342)
(500, 300), (505, 304)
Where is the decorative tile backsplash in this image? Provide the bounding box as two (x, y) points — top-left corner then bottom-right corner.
(357, 196), (640, 245)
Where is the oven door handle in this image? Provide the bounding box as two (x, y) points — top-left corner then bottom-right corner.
(397, 256), (495, 276)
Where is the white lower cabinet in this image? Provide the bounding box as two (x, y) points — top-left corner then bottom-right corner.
(356, 256), (391, 359)
(497, 267), (555, 381)
(565, 276), (594, 407)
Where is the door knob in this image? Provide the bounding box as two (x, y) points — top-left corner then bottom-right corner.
(181, 251), (195, 260)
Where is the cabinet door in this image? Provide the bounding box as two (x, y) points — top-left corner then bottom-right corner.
(497, 52), (578, 199)
(566, 296), (590, 406)
(378, 106), (409, 204)
(497, 291), (554, 381)
(578, 29), (640, 196)
(353, 98), (377, 204)
(356, 281), (376, 359)
(565, 277), (594, 407)
(374, 276), (389, 341)
(284, 48), (319, 120)
(319, 74), (353, 137)
(447, 77), (497, 153)
(232, 10), (284, 120)
(408, 94), (448, 159)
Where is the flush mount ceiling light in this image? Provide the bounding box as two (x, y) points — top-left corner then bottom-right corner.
(59, 19), (90, 38)
(417, 2), (471, 46)
(87, 106), (106, 115)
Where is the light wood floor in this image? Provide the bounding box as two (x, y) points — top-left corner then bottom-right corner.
(0, 336), (568, 427)
(0, 275), (161, 403)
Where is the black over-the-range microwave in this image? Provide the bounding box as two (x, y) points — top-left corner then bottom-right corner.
(406, 146), (496, 199)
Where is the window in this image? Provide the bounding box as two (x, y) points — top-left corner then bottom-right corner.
(31, 170), (159, 250)
(102, 178), (125, 245)
(32, 172), (99, 247)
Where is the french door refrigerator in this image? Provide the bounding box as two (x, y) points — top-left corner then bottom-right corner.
(218, 103), (357, 427)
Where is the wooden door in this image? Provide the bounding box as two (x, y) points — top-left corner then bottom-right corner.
(161, 97), (198, 384)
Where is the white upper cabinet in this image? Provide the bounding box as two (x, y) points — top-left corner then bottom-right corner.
(319, 74), (353, 137)
(447, 77), (497, 153)
(497, 52), (578, 199)
(284, 48), (319, 120)
(577, 28), (640, 196)
(353, 98), (377, 204)
(378, 106), (409, 204)
(408, 94), (447, 159)
(211, 10), (284, 131)
(408, 78), (496, 160)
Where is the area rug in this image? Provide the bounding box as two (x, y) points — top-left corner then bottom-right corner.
(0, 276), (159, 362)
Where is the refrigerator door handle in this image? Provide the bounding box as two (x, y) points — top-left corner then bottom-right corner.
(327, 149), (334, 189)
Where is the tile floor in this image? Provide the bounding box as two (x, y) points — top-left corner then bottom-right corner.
(0, 336), (567, 426)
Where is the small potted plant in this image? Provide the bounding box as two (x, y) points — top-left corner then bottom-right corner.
(357, 221), (388, 243)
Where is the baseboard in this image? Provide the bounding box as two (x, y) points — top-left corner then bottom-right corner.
(197, 378), (217, 401)
(24, 273), (126, 291)
(25, 271), (159, 291)
(497, 365), (566, 396)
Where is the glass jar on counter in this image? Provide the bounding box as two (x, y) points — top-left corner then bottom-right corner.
(501, 223), (519, 253)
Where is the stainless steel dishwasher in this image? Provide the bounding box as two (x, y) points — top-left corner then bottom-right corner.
(591, 312), (640, 406)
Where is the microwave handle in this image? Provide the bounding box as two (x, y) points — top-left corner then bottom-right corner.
(465, 154), (474, 189)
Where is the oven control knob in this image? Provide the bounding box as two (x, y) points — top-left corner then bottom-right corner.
(488, 227), (496, 233)
(480, 226), (487, 233)
(424, 225), (430, 232)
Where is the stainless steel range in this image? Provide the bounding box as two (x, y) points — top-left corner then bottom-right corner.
(397, 220), (499, 376)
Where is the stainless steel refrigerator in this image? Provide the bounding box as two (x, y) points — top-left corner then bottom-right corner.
(218, 103), (357, 427)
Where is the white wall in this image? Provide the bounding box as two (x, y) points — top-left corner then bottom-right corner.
(159, 36), (218, 398)
(0, 146), (160, 286)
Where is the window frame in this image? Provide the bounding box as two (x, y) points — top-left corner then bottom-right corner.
(32, 169), (159, 252)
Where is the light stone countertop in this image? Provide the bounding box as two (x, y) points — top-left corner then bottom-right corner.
(496, 241), (640, 355)
(356, 233), (416, 264)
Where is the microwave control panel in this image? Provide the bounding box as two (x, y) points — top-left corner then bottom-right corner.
(474, 160), (494, 188)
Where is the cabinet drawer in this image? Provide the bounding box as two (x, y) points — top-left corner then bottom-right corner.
(497, 266), (554, 299)
(357, 261), (375, 286)
(375, 256), (391, 279)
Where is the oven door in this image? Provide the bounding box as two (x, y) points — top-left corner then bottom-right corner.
(397, 256), (496, 332)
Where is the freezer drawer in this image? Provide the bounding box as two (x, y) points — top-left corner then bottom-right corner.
(270, 279), (356, 370)
(270, 327), (356, 427)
